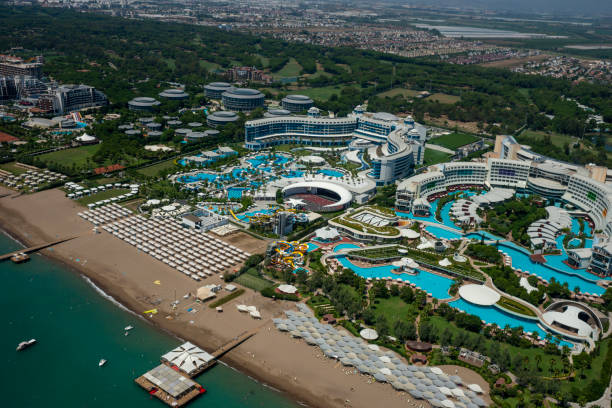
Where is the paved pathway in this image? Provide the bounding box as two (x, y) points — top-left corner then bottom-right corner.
(425, 143), (455, 155)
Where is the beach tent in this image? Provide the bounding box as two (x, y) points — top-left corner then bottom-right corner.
(196, 287), (216, 301)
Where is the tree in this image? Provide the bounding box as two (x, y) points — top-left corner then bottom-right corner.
(375, 314), (390, 337)
(393, 320), (417, 342)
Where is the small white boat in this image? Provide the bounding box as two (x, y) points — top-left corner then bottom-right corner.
(124, 325), (134, 331)
(99, 359), (107, 367)
(16, 339), (37, 351)
(124, 331), (130, 337)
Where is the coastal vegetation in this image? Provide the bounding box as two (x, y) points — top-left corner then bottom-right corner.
(209, 289), (246, 308)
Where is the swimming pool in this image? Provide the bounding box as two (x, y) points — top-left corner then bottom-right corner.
(283, 170), (305, 178)
(247, 154), (291, 168)
(425, 225), (463, 240)
(332, 244), (453, 299)
(306, 242), (319, 252)
(568, 238), (581, 248)
(318, 169), (344, 178)
(228, 187), (248, 199)
(235, 207), (277, 222)
(449, 298), (573, 347)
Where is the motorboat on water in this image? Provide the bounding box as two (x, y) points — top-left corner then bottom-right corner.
(99, 359), (107, 367)
(124, 331), (129, 336)
(16, 339), (36, 351)
(124, 325), (134, 331)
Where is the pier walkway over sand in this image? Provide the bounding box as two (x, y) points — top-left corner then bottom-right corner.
(0, 236), (78, 261)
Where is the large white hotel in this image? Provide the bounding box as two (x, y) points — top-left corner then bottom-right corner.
(396, 135), (612, 277)
(244, 106), (427, 186)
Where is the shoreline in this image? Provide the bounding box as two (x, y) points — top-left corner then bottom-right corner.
(0, 221), (315, 407)
(0, 188), (443, 408)
(0, 188), (490, 408)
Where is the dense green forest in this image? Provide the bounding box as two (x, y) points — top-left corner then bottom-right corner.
(0, 6), (610, 134)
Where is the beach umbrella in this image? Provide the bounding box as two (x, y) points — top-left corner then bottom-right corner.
(465, 403), (478, 408)
(409, 390), (423, 399)
(357, 364), (369, 373)
(301, 331), (310, 338)
(427, 372), (439, 380)
(305, 337), (317, 346)
(391, 381), (404, 391)
(379, 356), (391, 363)
(415, 371), (426, 379)
(452, 388), (465, 398)
(373, 373), (388, 382)
(434, 380), (446, 387)
(290, 330), (301, 338)
(473, 397), (487, 407)
(422, 391), (435, 400)
(439, 387), (452, 396)
(468, 384), (484, 394)
(340, 357), (353, 366)
(277, 324), (288, 332)
(379, 367), (392, 376)
(466, 390), (477, 398)
(450, 375), (463, 385)
(441, 400), (456, 408)
(407, 365), (418, 372)
(429, 399), (444, 407)
(391, 369), (402, 377)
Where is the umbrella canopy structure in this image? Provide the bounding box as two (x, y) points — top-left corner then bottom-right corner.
(360, 328), (379, 340)
(468, 384), (484, 394)
(441, 400), (456, 408)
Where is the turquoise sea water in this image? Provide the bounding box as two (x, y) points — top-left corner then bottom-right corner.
(0, 232), (296, 408)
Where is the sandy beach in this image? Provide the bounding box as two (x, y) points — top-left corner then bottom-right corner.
(0, 187), (490, 408)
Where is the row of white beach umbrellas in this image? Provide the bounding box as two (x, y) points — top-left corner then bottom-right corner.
(274, 309), (488, 408)
(79, 203), (132, 225)
(103, 216), (250, 281)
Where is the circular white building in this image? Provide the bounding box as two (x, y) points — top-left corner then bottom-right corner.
(128, 97), (161, 111)
(207, 111), (239, 128)
(281, 94), (314, 113)
(222, 88), (265, 112)
(458, 284), (500, 306)
(159, 88), (189, 100)
(204, 82), (234, 99)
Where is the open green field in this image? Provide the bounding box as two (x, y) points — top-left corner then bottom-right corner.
(0, 162), (27, 175)
(423, 148), (451, 166)
(372, 297), (419, 322)
(428, 93), (461, 104)
(272, 58), (302, 79)
(519, 129), (578, 149)
(76, 188), (130, 206)
(559, 338), (611, 398)
(377, 88), (419, 98)
(199, 60), (221, 72)
(37, 145), (100, 168)
(137, 159), (178, 177)
(234, 273), (273, 291)
(430, 132), (479, 150)
(296, 86), (342, 101)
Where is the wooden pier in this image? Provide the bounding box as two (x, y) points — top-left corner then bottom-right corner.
(136, 328), (259, 406)
(0, 236), (78, 262)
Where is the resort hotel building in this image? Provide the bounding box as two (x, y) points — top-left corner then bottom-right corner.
(204, 82), (234, 99)
(244, 105), (427, 185)
(396, 135), (612, 277)
(221, 88), (265, 112)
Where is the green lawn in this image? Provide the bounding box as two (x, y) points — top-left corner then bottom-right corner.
(377, 88), (419, 98)
(37, 145), (100, 168)
(430, 132), (479, 150)
(137, 159), (178, 177)
(423, 148), (451, 166)
(371, 297), (419, 322)
(297, 86), (342, 101)
(76, 188), (131, 206)
(0, 162), (27, 175)
(519, 129), (577, 149)
(497, 296), (537, 317)
(429, 93), (461, 104)
(272, 58), (302, 79)
(199, 60), (221, 72)
(559, 338), (611, 399)
(234, 273), (273, 291)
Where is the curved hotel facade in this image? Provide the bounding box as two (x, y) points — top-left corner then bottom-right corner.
(245, 106), (427, 185)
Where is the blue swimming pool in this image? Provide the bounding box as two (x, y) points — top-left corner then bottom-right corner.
(247, 154), (291, 168)
(568, 238), (581, 248)
(425, 225), (463, 240)
(306, 242), (319, 252)
(449, 299), (573, 347)
(332, 243), (453, 299)
(235, 207), (277, 222)
(283, 170), (305, 178)
(318, 169), (344, 178)
(228, 187), (248, 199)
